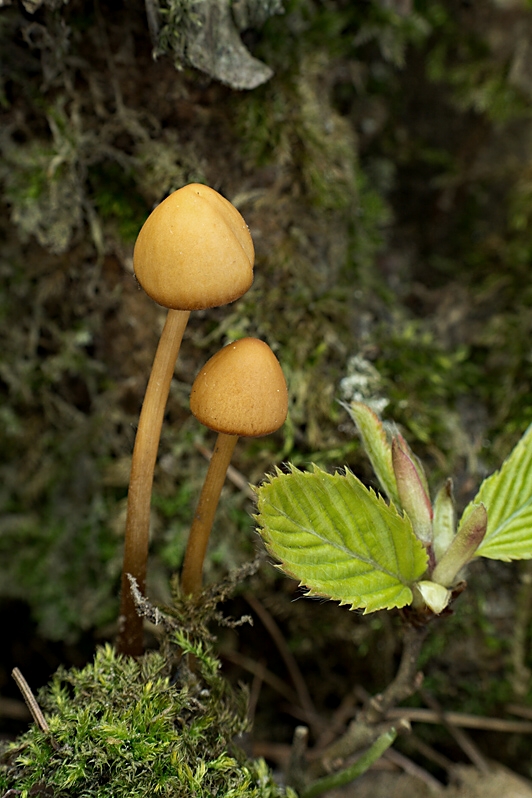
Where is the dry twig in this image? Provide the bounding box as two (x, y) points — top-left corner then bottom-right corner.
(386, 706), (532, 734)
(11, 668), (49, 734)
(419, 689), (488, 773)
(221, 648), (299, 705)
(384, 747), (444, 792)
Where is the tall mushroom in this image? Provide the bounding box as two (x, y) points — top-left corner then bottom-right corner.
(181, 337), (288, 597)
(117, 184), (254, 656)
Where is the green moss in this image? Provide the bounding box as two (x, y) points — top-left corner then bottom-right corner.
(0, 501), (118, 641)
(235, 0), (430, 211)
(426, 7), (532, 123)
(1, 134), (84, 254)
(88, 162), (148, 243)
(237, 56), (358, 212)
(155, 0), (203, 66)
(0, 638), (295, 797)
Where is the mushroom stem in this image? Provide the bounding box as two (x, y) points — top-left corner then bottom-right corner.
(117, 307), (190, 656)
(181, 432), (239, 597)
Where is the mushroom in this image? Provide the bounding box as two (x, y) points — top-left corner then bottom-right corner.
(181, 337), (288, 597)
(117, 184), (254, 656)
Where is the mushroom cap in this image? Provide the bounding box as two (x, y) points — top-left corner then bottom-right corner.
(190, 338), (288, 438)
(133, 184), (254, 310)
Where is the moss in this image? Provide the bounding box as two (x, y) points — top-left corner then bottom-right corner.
(374, 317), (480, 443)
(154, 0), (202, 66)
(425, 3), (532, 123)
(1, 134), (85, 254)
(87, 162), (148, 243)
(0, 638), (296, 796)
(0, 517), (112, 641)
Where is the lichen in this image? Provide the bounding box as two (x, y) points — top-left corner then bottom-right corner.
(153, 0), (281, 89)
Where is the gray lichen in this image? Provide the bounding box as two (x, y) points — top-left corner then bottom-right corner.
(154, 0), (282, 89)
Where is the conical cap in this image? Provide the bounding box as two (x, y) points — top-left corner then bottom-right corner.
(190, 338), (288, 437)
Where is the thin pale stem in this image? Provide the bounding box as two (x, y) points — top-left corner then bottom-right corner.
(181, 432), (239, 597)
(117, 308), (190, 656)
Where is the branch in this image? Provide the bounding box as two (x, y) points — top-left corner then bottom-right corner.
(302, 728), (398, 798)
(309, 622), (426, 778)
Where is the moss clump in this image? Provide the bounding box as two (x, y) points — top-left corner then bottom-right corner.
(0, 636), (295, 797)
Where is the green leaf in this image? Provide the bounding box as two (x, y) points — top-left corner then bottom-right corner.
(344, 401), (399, 503)
(256, 465), (428, 613)
(432, 479), (455, 563)
(433, 503), (487, 585)
(468, 425), (532, 561)
(414, 581), (451, 614)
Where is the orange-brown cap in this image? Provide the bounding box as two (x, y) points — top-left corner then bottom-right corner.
(133, 184), (254, 310)
(190, 338), (288, 437)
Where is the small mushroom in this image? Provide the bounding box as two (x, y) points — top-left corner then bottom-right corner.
(133, 183), (254, 310)
(118, 184), (254, 656)
(181, 337), (288, 597)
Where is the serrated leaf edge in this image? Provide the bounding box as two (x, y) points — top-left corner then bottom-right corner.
(256, 464), (428, 612)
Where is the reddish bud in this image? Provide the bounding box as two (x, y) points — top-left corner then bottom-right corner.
(392, 437), (433, 545)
